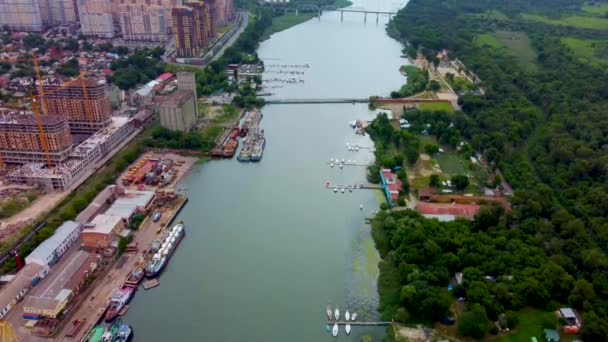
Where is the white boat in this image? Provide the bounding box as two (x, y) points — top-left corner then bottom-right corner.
(345, 324), (351, 335)
(334, 187), (338, 193)
(327, 305), (333, 320)
(341, 188), (345, 193)
(330, 163), (334, 168)
(332, 323), (339, 337)
(345, 310), (350, 321)
(359, 204), (363, 210)
(339, 164), (343, 169)
(335, 308), (340, 320)
(351, 312), (357, 321)
(341, 158), (345, 163)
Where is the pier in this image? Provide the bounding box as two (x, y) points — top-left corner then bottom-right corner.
(328, 321), (391, 326)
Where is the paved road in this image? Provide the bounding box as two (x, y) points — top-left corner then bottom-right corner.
(209, 11), (249, 63)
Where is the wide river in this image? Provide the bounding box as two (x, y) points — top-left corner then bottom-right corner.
(125, 0), (408, 340)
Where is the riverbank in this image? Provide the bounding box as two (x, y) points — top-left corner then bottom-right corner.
(261, 14), (316, 41)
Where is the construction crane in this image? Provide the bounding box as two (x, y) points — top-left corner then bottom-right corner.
(3, 55), (96, 168)
(0, 321), (19, 342)
(30, 92), (53, 168)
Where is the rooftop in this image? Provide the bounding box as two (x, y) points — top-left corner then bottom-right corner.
(0, 111), (68, 126)
(160, 89), (194, 108)
(104, 190), (155, 219)
(416, 202), (481, 220)
(156, 72), (174, 82)
(25, 221), (81, 265)
(84, 214), (122, 235)
(0, 264), (44, 312)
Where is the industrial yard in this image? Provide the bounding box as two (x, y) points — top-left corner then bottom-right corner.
(0, 151), (192, 341)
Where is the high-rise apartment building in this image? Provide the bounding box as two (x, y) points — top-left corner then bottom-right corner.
(172, 7), (197, 58)
(38, 0), (78, 26)
(0, 0), (44, 31)
(78, 0), (115, 38)
(40, 78), (112, 134)
(117, 0), (183, 41)
(117, 0), (167, 42)
(205, 0), (216, 38)
(185, 1), (211, 47)
(0, 111), (73, 165)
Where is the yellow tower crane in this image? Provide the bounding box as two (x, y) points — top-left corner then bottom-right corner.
(0, 321), (19, 342)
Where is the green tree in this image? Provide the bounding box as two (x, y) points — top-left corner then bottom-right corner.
(458, 304), (488, 339)
(451, 175), (469, 191)
(424, 144), (439, 155)
(429, 174), (441, 187)
(429, 80), (441, 91)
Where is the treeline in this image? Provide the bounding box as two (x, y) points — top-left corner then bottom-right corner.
(144, 126), (217, 152)
(107, 47), (166, 90)
(380, 0), (608, 339)
(390, 66), (428, 98)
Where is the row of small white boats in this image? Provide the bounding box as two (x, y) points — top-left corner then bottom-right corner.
(327, 306), (357, 337)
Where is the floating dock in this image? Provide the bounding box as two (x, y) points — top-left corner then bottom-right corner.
(143, 279), (159, 290)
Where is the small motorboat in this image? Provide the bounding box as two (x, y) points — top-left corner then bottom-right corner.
(351, 312), (357, 321)
(330, 158), (334, 163)
(360, 204), (363, 210)
(327, 305), (333, 320)
(341, 188), (345, 193)
(326, 324), (331, 332)
(345, 323), (351, 335)
(332, 323), (339, 337)
(334, 187), (338, 193)
(345, 310), (350, 321)
(330, 163), (334, 168)
(342, 158), (345, 163)
(335, 307), (340, 320)
(339, 164), (343, 169)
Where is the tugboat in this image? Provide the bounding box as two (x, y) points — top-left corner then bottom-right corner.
(84, 326), (106, 342)
(145, 222), (186, 278)
(111, 318), (132, 342)
(105, 286), (135, 322)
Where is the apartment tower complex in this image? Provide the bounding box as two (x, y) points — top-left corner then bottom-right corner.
(172, 7), (198, 57)
(0, 111), (72, 165)
(40, 79), (112, 134)
(0, 0), (44, 31)
(78, 0), (115, 38)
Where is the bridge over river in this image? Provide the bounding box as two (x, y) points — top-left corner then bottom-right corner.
(265, 98), (370, 104)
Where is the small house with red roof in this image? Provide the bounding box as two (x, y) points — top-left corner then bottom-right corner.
(380, 168), (402, 206)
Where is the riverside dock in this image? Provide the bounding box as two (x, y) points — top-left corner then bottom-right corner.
(328, 321), (391, 326)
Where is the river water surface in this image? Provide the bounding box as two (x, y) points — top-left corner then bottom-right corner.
(125, 1), (408, 340)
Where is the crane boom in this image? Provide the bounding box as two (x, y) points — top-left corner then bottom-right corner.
(30, 92), (53, 168)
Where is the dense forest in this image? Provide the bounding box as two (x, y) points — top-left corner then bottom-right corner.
(374, 0), (608, 339)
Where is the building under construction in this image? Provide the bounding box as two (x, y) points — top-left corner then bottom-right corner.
(39, 78), (112, 134)
(0, 110), (72, 165)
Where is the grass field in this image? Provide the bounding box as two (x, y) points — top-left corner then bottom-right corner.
(436, 153), (466, 175)
(495, 31), (538, 71)
(494, 309), (557, 342)
(582, 3), (608, 16)
(562, 37), (608, 67)
(261, 14), (315, 41)
(417, 102), (454, 113)
(522, 13), (608, 30)
(475, 33), (502, 48)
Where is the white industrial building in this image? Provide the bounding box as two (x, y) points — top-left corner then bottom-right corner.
(25, 221), (82, 268)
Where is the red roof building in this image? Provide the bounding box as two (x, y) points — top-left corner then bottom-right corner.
(416, 202), (480, 221)
(380, 168), (402, 205)
(156, 73), (175, 83)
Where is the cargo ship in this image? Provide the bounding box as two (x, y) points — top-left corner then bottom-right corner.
(145, 222), (185, 278)
(105, 286), (135, 322)
(250, 136), (266, 162)
(221, 138), (238, 157)
(240, 110), (262, 137)
(237, 141), (253, 161)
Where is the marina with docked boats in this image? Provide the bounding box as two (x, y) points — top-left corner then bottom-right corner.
(211, 109), (267, 161)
